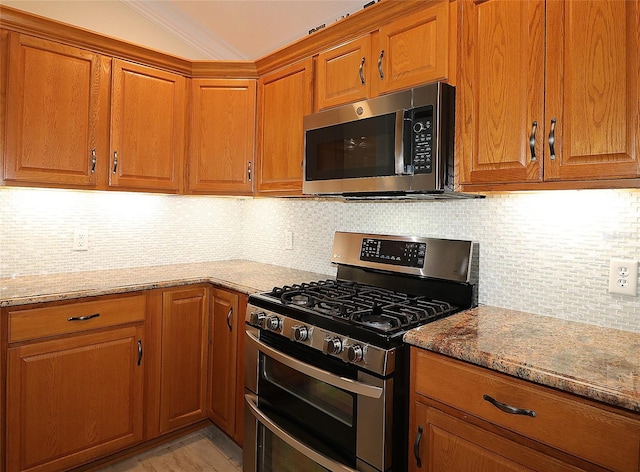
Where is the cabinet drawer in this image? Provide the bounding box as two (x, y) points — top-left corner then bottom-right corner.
(412, 349), (640, 472)
(8, 294), (146, 343)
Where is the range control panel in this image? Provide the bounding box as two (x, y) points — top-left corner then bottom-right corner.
(360, 238), (426, 268)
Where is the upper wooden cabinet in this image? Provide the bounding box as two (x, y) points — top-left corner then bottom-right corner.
(377, 1), (451, 95)
(315, 35), (372, 110)
(257, 59), (313, 195)
(189, 79), (256, 195)
(3, 33), (110, 187)
(110, 59), (186, 193)
(458, 0), (640, 188)
(1, 33), (187, 192)
(315, 2), (451, 110)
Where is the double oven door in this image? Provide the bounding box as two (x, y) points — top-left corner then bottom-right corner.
(244, 323), (393, 472)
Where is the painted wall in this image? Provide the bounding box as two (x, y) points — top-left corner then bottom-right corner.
(1, 187), (638, 332)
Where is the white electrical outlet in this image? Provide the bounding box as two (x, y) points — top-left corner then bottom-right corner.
(284, 230), (293, 250)
(608, 258), (638, 296)
(73, 228), (89, 251)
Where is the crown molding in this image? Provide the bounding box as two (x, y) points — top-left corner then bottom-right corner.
(120, 0), (247, 60)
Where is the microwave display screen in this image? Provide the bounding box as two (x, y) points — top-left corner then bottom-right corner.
(360, 238), (426, 268)
(305, 113), (396, 181)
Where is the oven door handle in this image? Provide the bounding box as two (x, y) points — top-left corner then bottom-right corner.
(245, 393), (358, 472)
(246, 330), (383, 399)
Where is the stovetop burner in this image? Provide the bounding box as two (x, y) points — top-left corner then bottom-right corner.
(266, 279), (457, 336)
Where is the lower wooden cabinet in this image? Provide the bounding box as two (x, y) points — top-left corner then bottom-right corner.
(159, 287), (209, 433)
(6, 325), (145, 472)
(410, 348), (640, 472)
(208, 287), (247, 445)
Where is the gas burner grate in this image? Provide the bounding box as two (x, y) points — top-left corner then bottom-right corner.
(271, 279), (458, 335)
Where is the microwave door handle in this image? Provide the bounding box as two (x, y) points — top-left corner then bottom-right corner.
(246, 393), (358, 472)
(246, 330), (382, 399)
(394, 110), (406, 174)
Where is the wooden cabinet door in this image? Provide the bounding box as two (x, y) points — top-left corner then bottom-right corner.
(377, 2), (451, 95)
(110, 59), (186, 192)
(208, 287), (239, 436)
(544, 0), (640, 181)
(6, 326), (144, 472)
(3, 33), (110, 187)
(160, 287), (208, 433)
(457, 0), (545, 185)
(409, 401), (583, 472)
(189, 79), (256, 194)
(315, 36), (371, 110)
(257, 58), (313, 195)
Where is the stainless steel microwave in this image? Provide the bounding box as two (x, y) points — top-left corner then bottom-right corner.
(303, 82), (456, 197)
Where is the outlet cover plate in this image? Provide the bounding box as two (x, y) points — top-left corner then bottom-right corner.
(608, 258), (638, 296)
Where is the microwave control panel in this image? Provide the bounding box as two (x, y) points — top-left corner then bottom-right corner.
(410, 106), (433, 174)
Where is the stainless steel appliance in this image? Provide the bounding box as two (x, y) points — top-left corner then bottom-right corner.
(303, 83), (457, 198)
(244, 231), (478, 472)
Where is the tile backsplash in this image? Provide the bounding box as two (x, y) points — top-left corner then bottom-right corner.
(1, 187), (639, 332)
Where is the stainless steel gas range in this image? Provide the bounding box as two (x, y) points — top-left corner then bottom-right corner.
(244, 231), (478, 472)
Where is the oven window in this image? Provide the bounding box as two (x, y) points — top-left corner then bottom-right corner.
(305, 113), (396, 181)
(258, 426), (329, 472)
(263, 356), (354, 427)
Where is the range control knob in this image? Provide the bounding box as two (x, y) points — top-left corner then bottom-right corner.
(250, 311), (266, 327)
(323, 337), (343, 355)
(347, 344), (364, 363)
(266, 316), (282, 331)
(291, 325), (309, 342)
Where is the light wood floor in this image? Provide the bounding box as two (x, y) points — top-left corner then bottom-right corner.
(98, 425), (243, 472)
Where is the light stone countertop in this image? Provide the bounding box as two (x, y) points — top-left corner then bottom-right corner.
(404, 306), (640, 413)
(2, 262), (638, 414)
(0, 260), (330, 307)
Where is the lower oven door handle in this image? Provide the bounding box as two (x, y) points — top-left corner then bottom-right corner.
(246, 330), (382, 399)
(245, 393), (357, 472)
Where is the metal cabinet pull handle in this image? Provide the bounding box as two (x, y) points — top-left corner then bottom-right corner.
(378, 50), (385, 79)
(548, 118), (557, 160)
(483, 394), (536, 417)
(68, 313), (100, 322)
(359, 57), (366, 84)
(137, 339), (143, 366)
(90, 149), (97, 173)
(529, 121), (537, 162)
(112, 151), (118, 173)
(414, 425), (423, 468)
(226, 307), (233, 331)
(247, 160), (252, 181)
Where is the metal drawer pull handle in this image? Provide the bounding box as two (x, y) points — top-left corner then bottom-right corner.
(548, 118), (557, 160)
(414, 425), (423, 468)
(247, 160), (252, 181)
(113, 151), (118, 173)
(226, 307), (233, 331)
(90, 149), (97, 173)
(137, 339), (143, 366)
(483, 394), (536, 417)
(359, 57), (366, 84)
(246, 330), (382, 398)
(67, 313), (100, 322)
(529, 121), (537, 162)
(378, 50), (385, 79)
